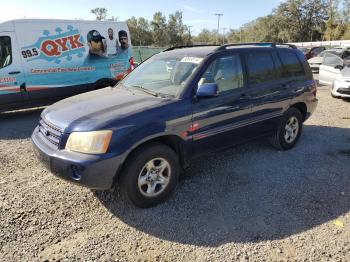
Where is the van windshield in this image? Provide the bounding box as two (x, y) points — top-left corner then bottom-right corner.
(121, 54), (203, 97)
(0, 36), (12, 69)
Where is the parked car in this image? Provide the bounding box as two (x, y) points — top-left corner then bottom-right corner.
(0, 19), (133, 112)
(300, 46), (326, 60)
(32, 43), (318, 208)
(319, 53), (345, 85)
(308, 48), (350, 73)
(318, 55), (350, 98)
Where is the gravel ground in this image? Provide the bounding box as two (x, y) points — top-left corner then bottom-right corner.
(0, 88), (349, 261)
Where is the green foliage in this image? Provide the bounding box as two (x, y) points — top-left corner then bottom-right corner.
(91, 1), (350, 47)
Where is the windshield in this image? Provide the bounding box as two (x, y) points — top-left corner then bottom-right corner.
(121, 54), (203, 97)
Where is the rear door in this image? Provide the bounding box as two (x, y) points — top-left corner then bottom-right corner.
(0, 32), (27, 108)
(243, 49), (294, 134)
(191, 53), (253, 154)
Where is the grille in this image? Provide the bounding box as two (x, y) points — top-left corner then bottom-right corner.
(38, 118), (63, 148)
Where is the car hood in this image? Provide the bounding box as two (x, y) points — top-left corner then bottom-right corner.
(42, 87), (167, 133)
(308, 57), (323, 63)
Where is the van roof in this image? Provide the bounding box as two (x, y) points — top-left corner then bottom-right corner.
(0, 19), (126, 26)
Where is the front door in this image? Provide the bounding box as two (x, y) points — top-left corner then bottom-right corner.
(191, 53), (252, 155)
(319, 54), (343, 85)
(0, 32), (27, 109)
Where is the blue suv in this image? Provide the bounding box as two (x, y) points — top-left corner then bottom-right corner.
(32, 43), (318, 208)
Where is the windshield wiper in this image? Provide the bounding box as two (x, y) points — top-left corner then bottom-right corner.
(130, 85), (159, 97)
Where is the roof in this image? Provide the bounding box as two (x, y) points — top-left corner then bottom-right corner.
(159, 46), (219, 58)
(159, 43), (297, 58)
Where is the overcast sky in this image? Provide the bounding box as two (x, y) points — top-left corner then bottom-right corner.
(1, 0), (283, 35)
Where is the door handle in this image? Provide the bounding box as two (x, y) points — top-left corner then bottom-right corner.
(9, 71), (21, 75)
(239, 93), (251, 99)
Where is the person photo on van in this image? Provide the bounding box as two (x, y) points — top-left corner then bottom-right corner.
(86, 30), (107, 61)
(106, 28), (118, 56)
(117, 30), (131, 57)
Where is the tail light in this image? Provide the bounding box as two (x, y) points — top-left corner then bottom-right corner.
(311, 79), (317, 97)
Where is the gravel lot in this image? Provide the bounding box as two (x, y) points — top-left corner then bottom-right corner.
(0, 88), (349, 261)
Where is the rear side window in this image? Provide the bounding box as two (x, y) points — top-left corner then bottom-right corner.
(279, 50), (304, 77)
(246, 52), (276, 85)
(0, 36), (12, 69)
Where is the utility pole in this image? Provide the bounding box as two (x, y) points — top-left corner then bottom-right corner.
(188, 25), (193, 45)
(215, 13), (223, 45)
(222, 27), (226, 44)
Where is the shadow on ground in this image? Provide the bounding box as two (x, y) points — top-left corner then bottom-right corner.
(96, 125), (350, 247)
(0, 108), (43, 140)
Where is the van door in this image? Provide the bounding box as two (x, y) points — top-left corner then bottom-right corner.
(0, 32), (27, 108)
(17, 22), (88, 101)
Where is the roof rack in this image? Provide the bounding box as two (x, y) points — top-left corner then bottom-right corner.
(163, 44), (220, 52)
(215, 42), (297, 51)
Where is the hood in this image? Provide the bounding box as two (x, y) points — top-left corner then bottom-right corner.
(42, 87), (166, 133)
(308, 57), (323, 64)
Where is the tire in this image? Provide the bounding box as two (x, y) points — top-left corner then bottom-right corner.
(269, 108), (303, 151)
(119, 143), (180, 208)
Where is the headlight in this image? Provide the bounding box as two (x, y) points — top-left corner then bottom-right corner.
(66, 130), (112, 154)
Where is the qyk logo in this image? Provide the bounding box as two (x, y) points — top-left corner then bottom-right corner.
(41, 34), (84, 57)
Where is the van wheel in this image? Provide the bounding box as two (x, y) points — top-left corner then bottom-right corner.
(119, 144), (180, 208)
(269, 108), (302, 150)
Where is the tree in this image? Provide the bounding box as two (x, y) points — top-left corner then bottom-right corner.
(167, 11), (187, 46)
(151, 12), (169, 47)
(91, 8), (108, 21)
(193, 29), (216, 44)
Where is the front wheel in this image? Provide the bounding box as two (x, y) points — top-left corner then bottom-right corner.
(119, 143), (180, 208)
(270, 108), (303, 150)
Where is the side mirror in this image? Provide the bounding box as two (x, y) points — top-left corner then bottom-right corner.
(334, 65), (344, 70)
(196, 83), (219, 98)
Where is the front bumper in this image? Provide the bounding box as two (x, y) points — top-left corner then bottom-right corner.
(332, 80), (350, 98)
(31, 127), (122, 190)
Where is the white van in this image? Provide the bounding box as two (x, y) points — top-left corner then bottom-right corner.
(0, 19), (133, 112)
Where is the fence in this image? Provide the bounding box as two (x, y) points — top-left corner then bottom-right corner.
(132, 46), (165, 63)
(288, 40), (350, 47)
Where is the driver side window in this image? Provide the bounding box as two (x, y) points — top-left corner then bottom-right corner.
(198, 55), (244, 93)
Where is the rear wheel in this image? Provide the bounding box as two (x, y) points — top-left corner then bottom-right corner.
(270, 108), (303, 150)
(119, 143), (180, 208)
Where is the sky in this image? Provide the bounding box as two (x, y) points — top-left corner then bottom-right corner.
(1, 0), (283, 35)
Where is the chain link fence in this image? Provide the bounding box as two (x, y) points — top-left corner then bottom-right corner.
(132, 46), (166, 63)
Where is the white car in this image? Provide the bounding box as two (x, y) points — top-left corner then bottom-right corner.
(331, 67), (350, 98)
(319, 54), (350, 98)
(308, 48), (350, 73)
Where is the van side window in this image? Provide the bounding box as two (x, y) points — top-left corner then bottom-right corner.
(246, 52), (276, 85)
(0, 36), (12, 69)
(279, 50), (304, 77)
(198, 55), (244, 93)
